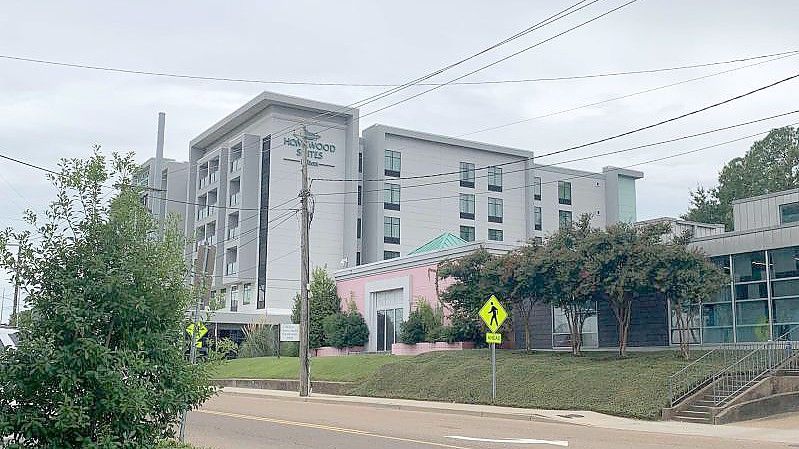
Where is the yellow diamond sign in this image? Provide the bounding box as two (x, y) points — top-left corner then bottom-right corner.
(479, 295), (507, 333)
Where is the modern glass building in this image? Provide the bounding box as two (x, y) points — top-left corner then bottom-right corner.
(689, 188), (799, 343)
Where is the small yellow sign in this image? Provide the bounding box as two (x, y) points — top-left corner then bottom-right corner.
(186, 323), (208, 340)
(479, 295), (507, 333)
(486, 332), (502, 345)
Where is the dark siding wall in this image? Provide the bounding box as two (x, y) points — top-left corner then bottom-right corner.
(598, 294), (669, 348)
(513, 302), (553, 350)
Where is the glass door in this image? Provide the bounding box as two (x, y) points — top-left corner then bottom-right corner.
(376, 308), (403, 351)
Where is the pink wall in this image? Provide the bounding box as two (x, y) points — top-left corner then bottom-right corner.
(336, 263), (454, 316)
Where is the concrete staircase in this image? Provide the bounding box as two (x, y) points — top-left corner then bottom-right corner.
(670, 375), (759, 423)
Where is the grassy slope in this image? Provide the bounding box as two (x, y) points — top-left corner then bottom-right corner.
(214, 354), (400, 382)
(349, 350), (698, 420)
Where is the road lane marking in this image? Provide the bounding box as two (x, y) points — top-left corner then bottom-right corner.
(446, 435), (569, 446)
(198, 409), (475, 449)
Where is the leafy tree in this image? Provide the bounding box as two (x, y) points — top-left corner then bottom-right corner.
(544, 214), (599, 356)
(585, 221), (669, 357)
(683, 126), (799, 229)
(322, 300), (369, 349)
(648, 244), (726, 359)
(0, 153), (216, 448)
(291, 267), (341, 349)
(437, 249), (499, 346)
(500, 241), (549, 352)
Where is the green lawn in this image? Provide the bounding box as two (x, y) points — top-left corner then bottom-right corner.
(214, 354), (401, 382)
(349, 350), (699, 420)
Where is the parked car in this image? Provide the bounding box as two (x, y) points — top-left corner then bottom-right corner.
(0, 327), (18, 352)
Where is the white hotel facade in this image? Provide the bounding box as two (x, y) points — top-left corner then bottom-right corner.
(179, 91), (643, 332)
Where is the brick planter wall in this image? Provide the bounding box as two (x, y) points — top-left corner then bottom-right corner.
(313, 346), (365, 357)
(391, 341), (474, 356)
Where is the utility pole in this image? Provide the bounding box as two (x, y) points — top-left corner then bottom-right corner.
(0, 288), (5, 324)
(179, 243), (215, 442)
(298, 124), (311, 397)
(11, 252), (19, 327)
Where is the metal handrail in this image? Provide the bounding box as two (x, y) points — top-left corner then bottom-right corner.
(711, 340), (797, 405)
(669, 324), (799, 407)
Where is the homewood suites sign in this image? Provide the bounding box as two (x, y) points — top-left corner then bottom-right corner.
(283, 136), (336, 161)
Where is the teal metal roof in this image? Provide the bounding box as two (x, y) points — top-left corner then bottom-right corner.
(408, 233), (468, 255)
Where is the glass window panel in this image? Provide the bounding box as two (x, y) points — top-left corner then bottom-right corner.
(735, 282), (768, 300)
(460, 194), (475, 214)
(559, 210), (572, 229)
(772, 297), (799, 324)
(488, 166), (502, 187)
(736, 325), (770, 342)
(386, 310), (396, 348)
(733, 251), (766, 282)
(735, 300), (770, 326)
(377, 310), (386, 351)
(711, 255), (732, 276)
(533, 177), (541, 199)
(552, 308), (570, 334)
(709, 286), (732, 303)
(552, 334), (571, 348)
(460, 162), (475, 183)
(780, 202), (799, 224)
(703, 327), (734, 344)
(703, 303), (733, 327)
(772, 279), (799, 298)
(671, 329), (700, 344)
(460, 226), (475, 242)
(770, 247), (799, 279)
(774, 323), (799, 341)
(534, 206), (542, 230)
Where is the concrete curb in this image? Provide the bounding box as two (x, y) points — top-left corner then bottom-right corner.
(221, 387), (583, 425)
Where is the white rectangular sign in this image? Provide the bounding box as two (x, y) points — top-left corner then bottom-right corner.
(280, 323), (300, 342)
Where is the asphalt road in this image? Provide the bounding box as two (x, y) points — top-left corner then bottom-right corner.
(185, 392), (791, 449)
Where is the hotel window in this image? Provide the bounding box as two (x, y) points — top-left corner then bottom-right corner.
(384, 150), (401, 177)
(225, 247), (238, 275)
(552, 304), (598, 348)
(230, 285), (239, 312)
(384, 216), (400, 244)
(230, 143), (242, 173)
(242, 283), (252, 306)
(356, 252), (361, 265)
(534, 206), (542, 231)
(460, 193), (475, 219)
(358, 185), (362, 206)
(357, 218), (362, 239)
(488, 166), (502, 192)
(558, 181), (572, 205)
(219, 288), (227, 308)
(229, 178), (241, 206)
(488, 228), (503, 241)
(358, 152), (363, 173)
(460, 225), (475, 242)
(384, 183), (400, 210)
(488, 197), (503, 223)
(227, 213), (239, 240)
(384, 251), (400, 260)
(460, 162), (475, 188)
(534, 177), (542, 200)
(780, 202), (799, 224)
(559, 210), (572, 229)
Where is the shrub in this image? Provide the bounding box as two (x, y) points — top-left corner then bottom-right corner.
(322, 301), (369, 349)
(399, 299), (443, 344)
(291, 267), (342, 349)
(238, 323), (278, 358)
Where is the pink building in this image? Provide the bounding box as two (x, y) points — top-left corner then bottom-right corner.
(334, 234), (514, 352)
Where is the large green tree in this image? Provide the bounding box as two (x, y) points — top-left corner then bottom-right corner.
(291, 267), (341, 349)
(0, 153), (216, 448)
(683, 126), (799, 229)
(585, 221), (669, 357)
(648, 244), (726, 359)
(543, 214), (600, 356)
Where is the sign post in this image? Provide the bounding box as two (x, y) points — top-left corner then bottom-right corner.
(479, 295), (507, 403)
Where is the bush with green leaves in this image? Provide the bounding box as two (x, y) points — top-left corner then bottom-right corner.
(238, 323), (279, 358)
(0, 152), (216, 448)
(291, 267), (342, 349)
(399, 299), (446, 344)
(322, 301), (369, 349)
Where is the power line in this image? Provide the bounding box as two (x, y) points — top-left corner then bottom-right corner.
(315, 71), (799, 184)
(312, 109), (799, 198)
(316, 121), (799, 206)
(3, 50), (795, 87)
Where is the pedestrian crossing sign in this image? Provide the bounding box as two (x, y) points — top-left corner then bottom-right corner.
(479, 295), (507, 333)
(486, 332), (502, 344)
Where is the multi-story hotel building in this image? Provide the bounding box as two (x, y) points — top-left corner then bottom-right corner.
(180, 91), (644, 334)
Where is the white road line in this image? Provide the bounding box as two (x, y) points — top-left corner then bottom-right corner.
(445, 435), (569, 446)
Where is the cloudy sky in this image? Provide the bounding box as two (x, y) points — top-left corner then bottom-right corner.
(1, 0), (798, 319)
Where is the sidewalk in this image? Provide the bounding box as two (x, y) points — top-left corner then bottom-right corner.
(221, 387), (799, 444)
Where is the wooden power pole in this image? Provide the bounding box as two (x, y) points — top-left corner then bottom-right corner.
(298, 125), (311, 397)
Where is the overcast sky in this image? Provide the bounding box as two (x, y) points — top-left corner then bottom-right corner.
(1, 0), (798, 320)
